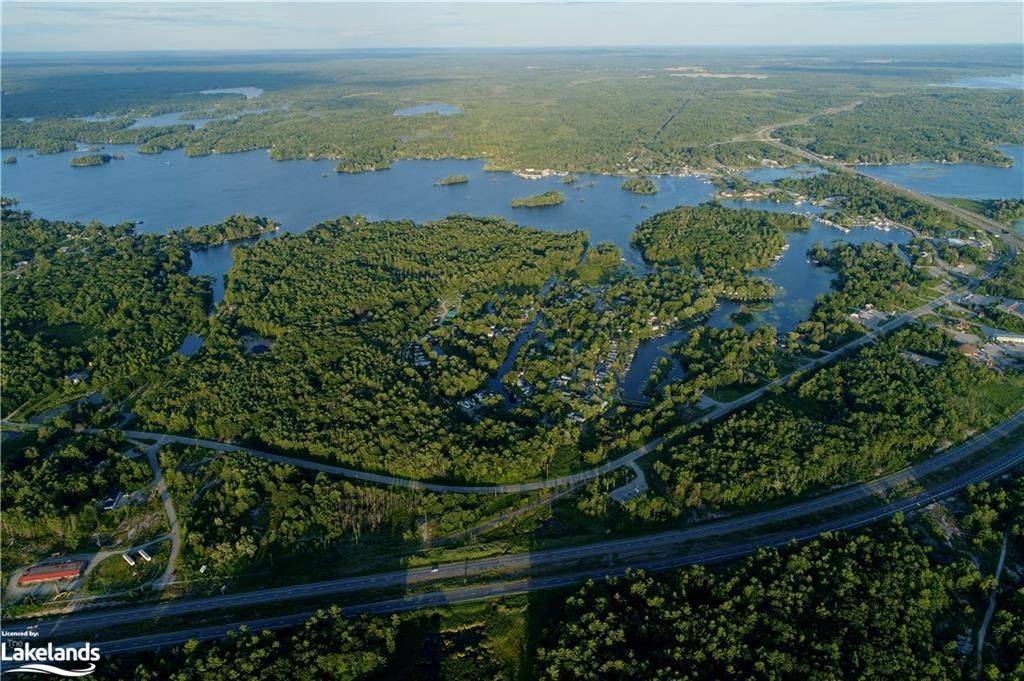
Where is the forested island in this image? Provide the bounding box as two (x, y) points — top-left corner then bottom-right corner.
(632, 202), (810, 271)
(621, 177), (658, 194)
(511, 190), (564, 207)
(434, 174), (469, 186)
(70, 153), (117, 167)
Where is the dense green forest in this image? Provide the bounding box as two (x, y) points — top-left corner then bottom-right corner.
(980, 254), (1024, 299)
(780, 91), (1024, 165)
(649, 327), (1024, 514)
(0, 206), (209, 412)
(4, 47), (1024, 676)
(160, 444), (517, 581)
(676, 325), (779, 393)
(106, 609), (398, 680)
(632, 203), (809, 271)
(674, 141), (803, 171)
(543, 526), (958, 679)
(942, 198), (1024, 224)
(540, 505), (1021, 680)
(2, 116), (196, 155)
(574, 243), (624, 285)
(981, 198), (1024, 223)
(138, 215), (588, 482)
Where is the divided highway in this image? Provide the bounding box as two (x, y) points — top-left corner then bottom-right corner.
(11, 407), (1022, 646)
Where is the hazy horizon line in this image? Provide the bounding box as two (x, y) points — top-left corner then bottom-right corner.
(4, 42), (1023, 56)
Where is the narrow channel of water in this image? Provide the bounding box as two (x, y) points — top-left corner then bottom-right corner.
(486, 313), (543, 405)
(620, 328), (690, 403)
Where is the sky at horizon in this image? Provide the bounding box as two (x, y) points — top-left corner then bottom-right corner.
(2, 2), (1023, 53)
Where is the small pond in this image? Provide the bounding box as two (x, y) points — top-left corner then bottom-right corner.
(393, 103), (463, 116)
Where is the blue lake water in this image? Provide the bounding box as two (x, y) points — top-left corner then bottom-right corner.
(177, 333), (206, 357)
(186, 240), (241, 304)
(859, 144), (1024, 200)
(938, 75), (1024, 90)
(620, 328), (689, 403)
(393, 103), (462, 116)
(486, 312), (543, 405)
(712, 217), (910, 332)
(741, 164), (825, 184)
(198, 87), (264, 99)
(1, 146), (718, 271)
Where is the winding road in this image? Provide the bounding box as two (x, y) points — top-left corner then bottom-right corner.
(137, 437), (181, 591)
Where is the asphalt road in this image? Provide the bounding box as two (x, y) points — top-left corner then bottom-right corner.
(11, 407), (1022, 645)
(33, 429), (1024, 658)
